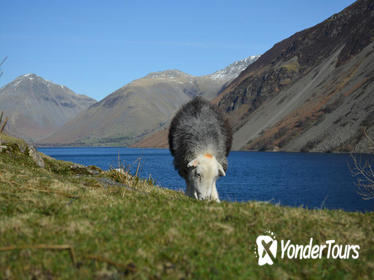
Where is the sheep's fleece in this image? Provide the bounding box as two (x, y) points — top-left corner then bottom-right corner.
(168, 96), (232, 179)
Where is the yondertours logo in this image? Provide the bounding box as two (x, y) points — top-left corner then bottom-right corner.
(254, 231), (360, 266)
(255, 231), (278, 265)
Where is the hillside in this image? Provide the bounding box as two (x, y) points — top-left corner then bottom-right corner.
(0, 74), (96, 142)
(132, 128), (169, 148)
(40, 56), (259, 146)
(216, 0), (374, 153)
(0, 135), (373, 278)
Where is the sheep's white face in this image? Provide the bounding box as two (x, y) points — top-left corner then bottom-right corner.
(186, 153), (225, 202)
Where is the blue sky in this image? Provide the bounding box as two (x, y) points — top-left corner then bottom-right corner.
(1, 0), (355, 100)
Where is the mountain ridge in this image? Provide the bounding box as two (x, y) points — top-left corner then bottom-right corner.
(40, 55), (259, 146)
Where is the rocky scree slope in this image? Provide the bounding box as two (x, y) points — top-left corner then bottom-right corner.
(215, 0), (374, 153)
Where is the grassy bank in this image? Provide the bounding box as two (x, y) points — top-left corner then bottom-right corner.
(0, 135), (373, 279)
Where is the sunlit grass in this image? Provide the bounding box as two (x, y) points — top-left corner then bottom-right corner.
(0, 135), (373, 279)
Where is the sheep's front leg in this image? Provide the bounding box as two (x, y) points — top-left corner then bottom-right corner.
(211, 184), (220, 202)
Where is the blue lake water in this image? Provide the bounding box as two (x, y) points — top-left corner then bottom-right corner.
(38, 147), (374, 212)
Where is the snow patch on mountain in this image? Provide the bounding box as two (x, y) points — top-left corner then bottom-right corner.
(207, 55), (260, 81)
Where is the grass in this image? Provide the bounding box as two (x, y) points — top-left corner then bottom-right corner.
(0, 136), (373, 279)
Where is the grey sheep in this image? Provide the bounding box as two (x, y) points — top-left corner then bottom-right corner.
(168, 96), (232, 201)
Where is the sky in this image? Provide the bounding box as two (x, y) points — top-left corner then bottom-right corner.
(1, 0), (356, 101)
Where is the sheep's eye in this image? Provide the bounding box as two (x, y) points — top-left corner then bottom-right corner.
(195, 172), (201, 178)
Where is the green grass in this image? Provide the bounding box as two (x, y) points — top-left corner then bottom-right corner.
(0, 136), (373, 279)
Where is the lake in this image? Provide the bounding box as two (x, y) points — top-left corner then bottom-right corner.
(38, 147), (374, 212)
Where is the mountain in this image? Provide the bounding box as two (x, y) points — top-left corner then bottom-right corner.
(134, 0), (374, 153)
(41, 56), (259, 146)
(0, 74), (96, 142)
(214, 0), (374, 153)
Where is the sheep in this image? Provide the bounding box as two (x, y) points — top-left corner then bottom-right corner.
(168, 96), (232, 202)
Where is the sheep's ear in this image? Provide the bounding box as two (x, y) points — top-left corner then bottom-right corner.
(187, 159), (199, 168)
(217, 162), (226, 177)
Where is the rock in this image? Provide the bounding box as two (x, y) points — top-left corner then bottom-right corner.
(28, 145), (45, 168)
(70, 164), (92, 175)
(96, 177), (131, 188)
(70, 164), (101, 175)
